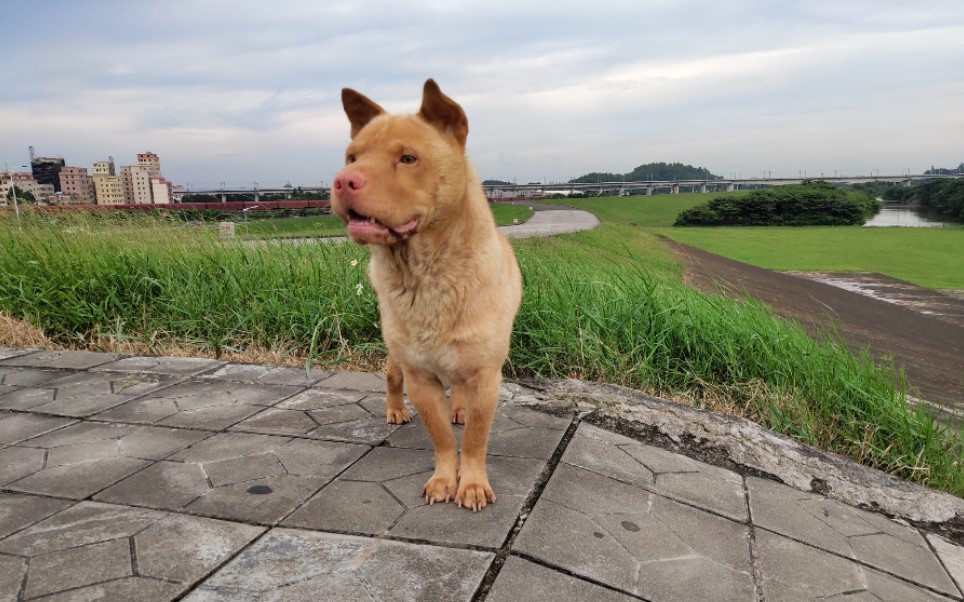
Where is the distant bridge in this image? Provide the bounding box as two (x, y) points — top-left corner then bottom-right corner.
(483, 173), (964, 198)
(173, 174), (963, 201)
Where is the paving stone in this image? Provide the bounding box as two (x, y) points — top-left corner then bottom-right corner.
(756, 529), (956, 601)
(748, 475), (958, 596)
(183, 528), (492, 602)
(4, 422), (209, 499)
(487, 556), (638, 602)
(93, 355), (225, 375)
(0, 501), (263, 601)
(96, 432), (369, 524)
(315, 370), (387, 392)
(0, 350), (118, 370)
(234, 389), (405, 444)
(515, 462), (755, 601)
(0, 412), (75, 445)
(387, 403), (570, 460)
(286, 446), (546, 549)
(197, 362), (330, 385)
(0, 370), (180, 416)
(562, 423), (747, 521)
(0, 492), (72, 539)
(94, 381), (301, 430)
(928, 535), (964, 596)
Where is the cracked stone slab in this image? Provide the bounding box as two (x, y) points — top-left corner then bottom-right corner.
(0, 501), (264, 602)
(284, 446), (546, 549)
(928, 535), (964, 596)
(0, 350), (118, 370)
(0, 370), (180, 417)
(96, 431), (369, 524)
(748, 476), (959, 596)
(197, 362), (331, 386)
(561, 423), (747, 521)
(0, 347), (33, 361)
(387, 403), (570, 460)
(0, 412), (75, 445)
(3, 422), (210, 499)
(314, 370), (387, 392)
(755, 529), (957, 601)
(515, 462), (755, 601)
(183, 528), (492, 602)
(93, 381), (302, 430)
(0, 366), (70, 388)
(232, 389), (405, 444)
(505, 378), (964, 525)
(92, 355), (226, 376)
(0, 492), (73, 540)
(487, 556), (638, 602)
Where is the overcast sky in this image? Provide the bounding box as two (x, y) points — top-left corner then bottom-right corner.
(2, 1), (962, 189)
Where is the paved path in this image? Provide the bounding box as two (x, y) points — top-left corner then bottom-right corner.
(1, 347), (963, 601)
(497, 203), (600, 239)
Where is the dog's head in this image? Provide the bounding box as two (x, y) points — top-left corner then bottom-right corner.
(331, 79), (470, 246)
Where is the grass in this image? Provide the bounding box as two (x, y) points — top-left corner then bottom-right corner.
(664, 227), (964, 289)
(233, 203), (534, 239)
(545, 193), (964, 289)
(1, 207), (961, 495)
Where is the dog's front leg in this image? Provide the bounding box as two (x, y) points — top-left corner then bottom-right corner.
(454, 370), (501, 511)
(384, 355), (411, 424)
(404, 367), (458, 504)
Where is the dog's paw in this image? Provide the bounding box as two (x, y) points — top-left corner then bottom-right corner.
(386, 407), (412, 424)
(450, 407), (465, 425)
(422, 474), (457, 505)
(456, 480), (496, 512)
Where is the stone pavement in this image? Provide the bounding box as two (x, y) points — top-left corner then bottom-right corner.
(0, 348), (963, 601)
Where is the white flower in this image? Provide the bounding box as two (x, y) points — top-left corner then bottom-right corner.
(355, 283), (364, 296)
(350, 259), (359, 267)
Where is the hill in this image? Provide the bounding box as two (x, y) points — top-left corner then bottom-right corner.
(570, 162), (721, 183)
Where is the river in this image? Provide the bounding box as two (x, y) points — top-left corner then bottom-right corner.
(863, 201), (951, 228)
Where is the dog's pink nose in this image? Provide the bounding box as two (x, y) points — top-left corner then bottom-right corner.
(334, 171), (366, 194)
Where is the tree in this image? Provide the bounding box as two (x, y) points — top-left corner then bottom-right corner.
(6, 186), (35, 205)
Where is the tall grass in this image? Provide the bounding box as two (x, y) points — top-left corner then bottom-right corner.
(1, 211), (960, 493)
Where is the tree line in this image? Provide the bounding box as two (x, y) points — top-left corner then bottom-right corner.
(674, 181), (879, 227)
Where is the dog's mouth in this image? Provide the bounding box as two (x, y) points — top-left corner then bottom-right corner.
(346, 209), (419, 244)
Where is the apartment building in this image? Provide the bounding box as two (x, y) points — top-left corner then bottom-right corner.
(92, 159), (124, 204)
(1, 170), (55, 204)
(138, 152), (160, 178)
(59, 166), (96, 205)
(121, 164), (154, 204)
(151, 177), (173, 203)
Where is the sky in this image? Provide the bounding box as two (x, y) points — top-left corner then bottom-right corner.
(2, 1), (962, 190)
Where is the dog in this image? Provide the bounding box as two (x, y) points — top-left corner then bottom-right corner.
(330, 79), (522, 512)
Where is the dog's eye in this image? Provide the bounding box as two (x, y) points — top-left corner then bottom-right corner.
(399, 154), (417, 165)
(347, 154), (356, 163)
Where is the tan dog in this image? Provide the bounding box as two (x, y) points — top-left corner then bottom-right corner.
(330, 79), (522, 511)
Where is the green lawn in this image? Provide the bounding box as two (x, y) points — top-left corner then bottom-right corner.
(234, 203), (534, 238)
(544, 193), (964, 290)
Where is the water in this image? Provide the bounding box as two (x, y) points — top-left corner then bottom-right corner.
(863, 202), (950, 228)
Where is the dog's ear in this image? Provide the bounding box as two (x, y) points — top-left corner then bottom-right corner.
(342, 88), (386, 138)
(418, 79), (468, 148)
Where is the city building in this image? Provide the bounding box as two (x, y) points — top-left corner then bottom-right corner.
(59, 166), (96, 205)
(150, 176), (173, 203)
(138, 152), (160, 178)
(1, 170), (55, 204)
(92, 159), (124, 205)
(29, 147), (66, 193)
(121, 164), (153, 204)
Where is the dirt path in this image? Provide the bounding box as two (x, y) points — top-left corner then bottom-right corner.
(668, 242), (964, 419)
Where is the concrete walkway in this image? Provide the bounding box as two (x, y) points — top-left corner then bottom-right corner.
(1, 347), (963, 601)
(497, 203), (600, 239)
